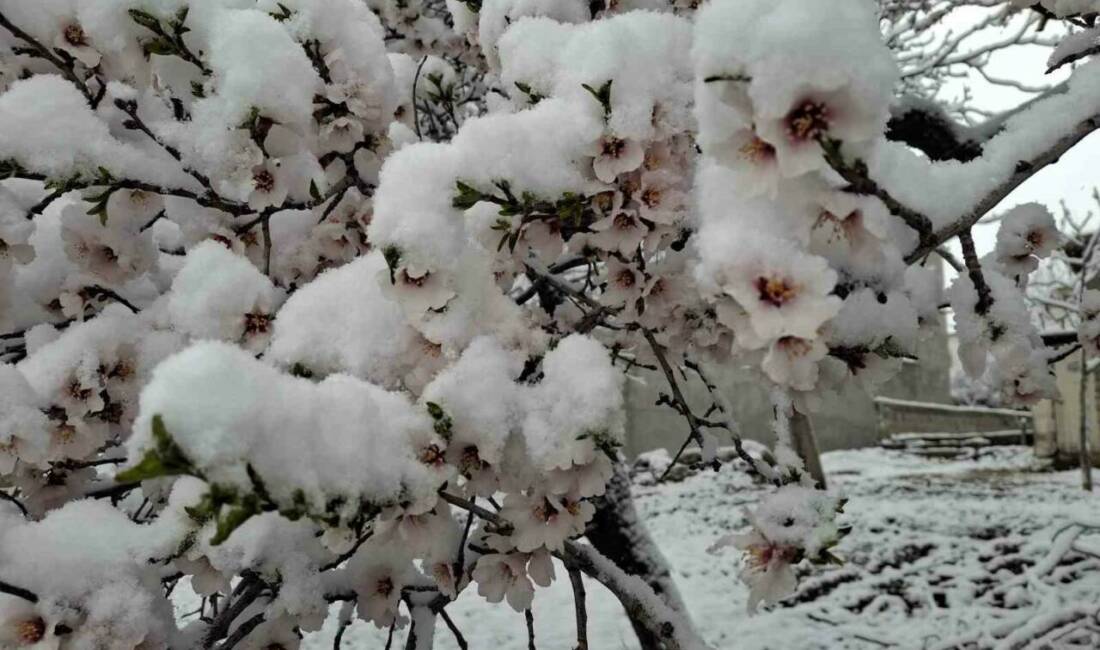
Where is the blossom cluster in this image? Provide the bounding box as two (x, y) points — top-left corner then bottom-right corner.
(0, 0), (1086, 646)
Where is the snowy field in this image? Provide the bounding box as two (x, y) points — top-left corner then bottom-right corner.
(287, 446), (1100, 649)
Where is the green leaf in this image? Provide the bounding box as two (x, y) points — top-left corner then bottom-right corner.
(382, 245), (401, 284)
(190, 81), (206, 98)
(142, 37), (177, 57)
(452, 180), (484, 210)
(581, 80), (613, 119)
(269, 2), (294, 21)
(115, 415), (195, 483)
(127, 9), (163, 32)
(210, 498), (260, 545)
(115, 449), (168, 484)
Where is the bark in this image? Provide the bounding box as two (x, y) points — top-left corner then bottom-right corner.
(587, 460), (693, 648)
(790, 410), (827, 490)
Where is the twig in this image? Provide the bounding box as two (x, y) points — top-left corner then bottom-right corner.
(0, 490), (29, 517)
(0, 579), (38, 603)
(439, 609), (469, 650)
(203, 575), (264, 648)
(525, 608), (536, 650)
(215, 613), (265, 650)
(568, 569), (588, 650)
(412, 57), (428, 141)
(819, 137), (937, 250)
(0, 11), (95, 104)
(958, 229), (993, 315)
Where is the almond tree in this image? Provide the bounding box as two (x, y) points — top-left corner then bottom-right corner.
(0, 1), (1095, 649)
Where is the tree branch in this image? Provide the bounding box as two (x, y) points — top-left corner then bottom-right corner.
(0, 579), (38, 603)
(568, 569), (588, 650)
(906, 112), (1100, 264)
(958, 229), (993, 315)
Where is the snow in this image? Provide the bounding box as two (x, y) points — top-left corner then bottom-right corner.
(294, 446), (1100, 649)
(0, 75), (187, 186)
(125, 341), (451, 520)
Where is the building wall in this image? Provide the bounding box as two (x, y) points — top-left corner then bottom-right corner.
(624, 280), (955, 457)
(1033, 354), (1100, 466)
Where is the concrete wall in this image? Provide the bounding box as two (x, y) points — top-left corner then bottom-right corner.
(1034, 355), (1100, 466)
(624, 300), (955, 457)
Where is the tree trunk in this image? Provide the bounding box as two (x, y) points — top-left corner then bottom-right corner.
(790, 409), (827, 489)
(586, 460), (692, 647)
(1079, 348), (1093, 491)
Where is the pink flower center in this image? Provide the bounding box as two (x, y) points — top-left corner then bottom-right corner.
(1026, 230), (1044, 250)
(739, 136), (776, 163)
(243, 311), (272, 336)
(616, 268), (636, 288)
(376, 577), (394, 597)
(777, 336), (813, 357)
(400, 270), (430, 288)
(600, 138), (627, 159)
(253, 169), (276, 193)
(755, 276), (798, 307)
(785, 100), (830, 141)
(612, 213), (636, 231)
(64, 24), (88, 47)
(17, 617), (46, 644)
(419, 443), (446, 467)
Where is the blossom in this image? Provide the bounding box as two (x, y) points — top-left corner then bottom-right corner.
(754, 84), (888, 179)
(471, 553), (536, 612)
(247, 159), (290, 211)
(350, 545), (414, 629)
(709, 528), (798, 613)
(636, 170), (688, 225)
(501, 492), (594, 553)
(721, 241), (841, 341)
(602, 258), (643, 308)
(590, 135), (645, 183)
(0, 596), (59, 650)
(709, 128), (782, 198)
(380, 265), (456, 317)
(320, 116), (366, 154)
(53, 21), (100, 68)
(992, 203), (1061, 279)
(59, 205), (156, 285)
(760, 336), (827, 391)
(588, 211), (647, 258)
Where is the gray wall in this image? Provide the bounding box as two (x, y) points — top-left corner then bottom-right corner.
(624, 275), (953, 457)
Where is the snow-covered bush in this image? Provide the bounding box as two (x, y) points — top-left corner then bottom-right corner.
(0, 0), (1093, 647)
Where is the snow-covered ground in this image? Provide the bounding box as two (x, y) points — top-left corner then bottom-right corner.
(290, 446), (1100, 648)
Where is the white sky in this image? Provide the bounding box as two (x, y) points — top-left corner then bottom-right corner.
(934, 14), (1096, 283)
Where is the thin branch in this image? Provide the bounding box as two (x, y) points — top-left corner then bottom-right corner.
(568, 569), (588, 650)
(0, 579), (38, 603)
(958, 229), (993, 315)
(0, 11), (95, 104)
(214, 613), (265, 650)
(525, 608), (536, 650)
(439, 609), (469, 650)
(0, 490), (29, 518)
(203, 575), (264, 648)
(819, 137), (936, 251)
